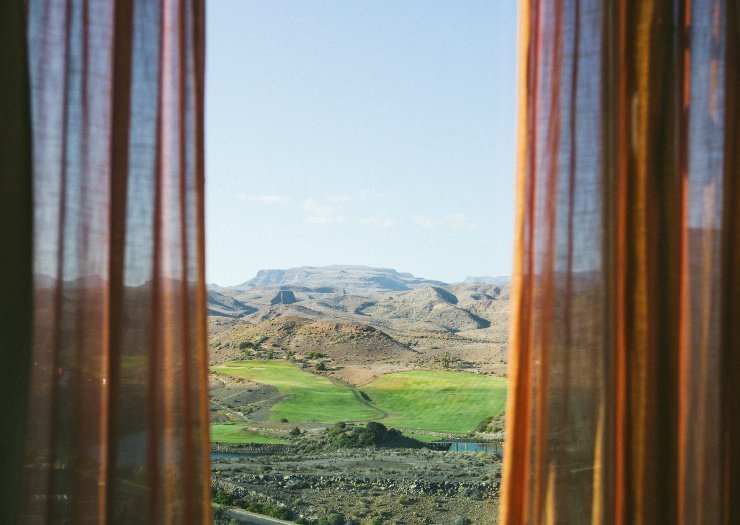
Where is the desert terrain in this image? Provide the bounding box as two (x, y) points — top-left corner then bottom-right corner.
(208, 266), (509, 525)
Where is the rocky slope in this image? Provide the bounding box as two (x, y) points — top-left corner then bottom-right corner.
(210, 315), (417, 366)
(209, 266), (510, 374)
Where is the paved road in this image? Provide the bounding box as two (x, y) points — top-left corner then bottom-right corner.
(224, 507), (295, 525)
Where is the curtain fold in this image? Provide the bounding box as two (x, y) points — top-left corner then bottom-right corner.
(20, 0), (210, 523)
(502, 0), (738, 523)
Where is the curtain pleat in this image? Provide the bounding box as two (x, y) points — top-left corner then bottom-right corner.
(21, 0), (210, 523)
(502, 0), (739, 523)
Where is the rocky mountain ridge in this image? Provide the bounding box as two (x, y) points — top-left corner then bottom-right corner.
(208, 266), (510, 374)
(239, 265), (447, 293)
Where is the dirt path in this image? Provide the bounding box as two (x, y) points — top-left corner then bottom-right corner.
(326, 376), (388, 421)
(210, 399), (249, 421)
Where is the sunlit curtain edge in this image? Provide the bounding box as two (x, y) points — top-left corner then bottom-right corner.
(502, 0), (740, 523)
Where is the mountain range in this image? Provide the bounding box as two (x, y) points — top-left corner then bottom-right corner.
(208, 265), (510, 376)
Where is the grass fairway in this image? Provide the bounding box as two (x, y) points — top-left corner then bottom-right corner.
(211, 423), (285, 444)
(212, 361), (379, 424)
(210, 423), (286, 444)
(363, 370), (507, 433)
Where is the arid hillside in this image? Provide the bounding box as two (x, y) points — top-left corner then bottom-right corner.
(209, 266), (510, 378)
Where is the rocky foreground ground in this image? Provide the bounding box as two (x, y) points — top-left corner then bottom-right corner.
(212, 445), (501, 525)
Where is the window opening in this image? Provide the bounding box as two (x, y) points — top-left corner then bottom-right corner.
(206, 3), (517, 524)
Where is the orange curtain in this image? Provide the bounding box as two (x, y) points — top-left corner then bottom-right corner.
(20, 0), (211, 523)
(502, 0), (739, 523)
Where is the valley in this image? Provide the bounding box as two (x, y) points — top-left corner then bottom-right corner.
(208, 266), (509, 525)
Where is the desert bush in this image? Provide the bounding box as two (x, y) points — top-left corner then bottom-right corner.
(212, 489), (233, 505)
(476, 416), (492, 432)
(318, 513), (344, 525)
(212, 505), (226, 520)
(365, 422), (387, 435)
(326, 422), (390, 448)
(397, 495), (412, 506)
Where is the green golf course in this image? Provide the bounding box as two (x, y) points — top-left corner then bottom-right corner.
(211, 360), (507, 441)
(210, 423), (286, 444)
(363, 370), (507, 433)
(212, 360), (379, 423)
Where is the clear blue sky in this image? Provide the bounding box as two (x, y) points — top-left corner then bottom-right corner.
(206, 1), (518, 286)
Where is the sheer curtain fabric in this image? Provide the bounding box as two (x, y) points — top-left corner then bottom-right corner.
(21, 0), (210, 522)
(502, 0), (739, 523)
(502, 0), (740, 525)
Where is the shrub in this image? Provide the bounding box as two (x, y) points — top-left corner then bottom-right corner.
(365, 421), (387, 435)
(280, 417), (289, 423)
(315, 361), (327, 371)
(476, 416), (494, 433)
(239, 341), (253, 350)
(289, 427), (301, 436)
(318, 513), (344, 525)
(212, 489), (233, 505)
(325, 422), (394, 448)
(263, 504), (293, 520)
